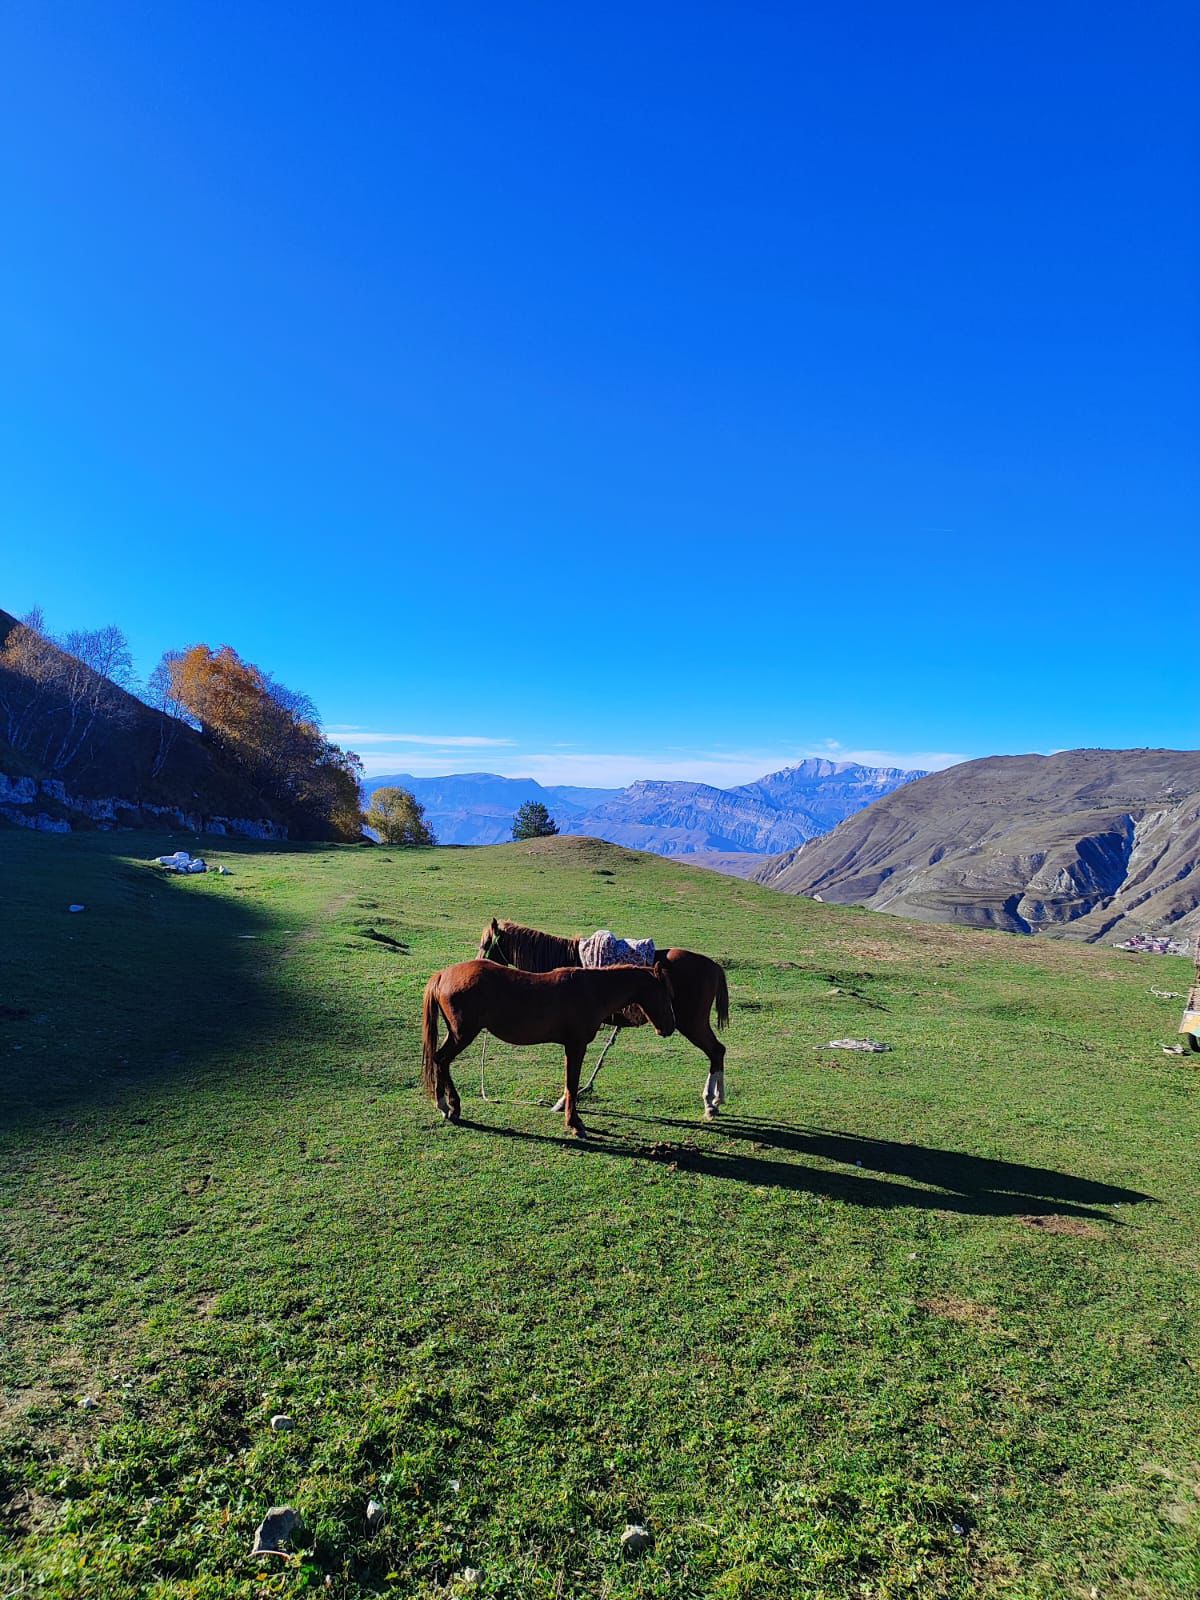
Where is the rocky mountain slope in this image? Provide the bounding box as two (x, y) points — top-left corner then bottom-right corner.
(732, 758), (924, 828)
(363, 760), (924, 854)
(756, 748), (1200, 943)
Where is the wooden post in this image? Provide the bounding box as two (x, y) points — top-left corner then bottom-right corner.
(1179, 937), (1200, 1051)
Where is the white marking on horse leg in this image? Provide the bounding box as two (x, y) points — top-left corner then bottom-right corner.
(714, 1069), (725, 1105)
(551, 1093), (567, 1114)
(437, 1093), (450, 1118)
(703, 1071), (718, 1113)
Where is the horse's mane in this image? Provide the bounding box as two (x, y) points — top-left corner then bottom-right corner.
(497, 919), (580, 972)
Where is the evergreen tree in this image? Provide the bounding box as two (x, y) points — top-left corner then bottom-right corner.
(512, 801), (559, 840)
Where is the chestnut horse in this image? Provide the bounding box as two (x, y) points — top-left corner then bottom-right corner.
(422, 958), (676, 1137)
(477, 918), (730, 1116)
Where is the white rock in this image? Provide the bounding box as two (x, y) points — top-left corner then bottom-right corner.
(458, 1569), (482, 1588)
(79, 1395), (98, 1410)
(366, 1498), (385, 1532)
(251, 1505), (300, 1555)
(620, 1524), (652, 1558)
(269, 1414), (293, 1432)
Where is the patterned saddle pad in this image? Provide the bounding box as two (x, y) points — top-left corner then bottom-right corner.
(577, 929), (656, 969)
(577, 929), (657, 1027)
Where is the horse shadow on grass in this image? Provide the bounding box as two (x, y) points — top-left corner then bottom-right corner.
(457, 1109), (1151, 1222)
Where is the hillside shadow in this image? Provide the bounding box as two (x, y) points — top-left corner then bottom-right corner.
(458, 1109), (1151, 1220)
(0, 835), (327, 1132)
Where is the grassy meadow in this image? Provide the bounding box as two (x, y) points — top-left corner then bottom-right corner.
(1, 828), (1198, 1599)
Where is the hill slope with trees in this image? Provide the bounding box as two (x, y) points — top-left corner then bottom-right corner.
(0, 607), (362, 840)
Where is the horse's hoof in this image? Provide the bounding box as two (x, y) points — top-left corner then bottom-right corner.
(566, 1122), (589, 1139)
(704, 1105), (718, 1121)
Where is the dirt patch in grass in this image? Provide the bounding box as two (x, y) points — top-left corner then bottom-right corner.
(1018, 1214), (1105, 1239)
(276, 887), (357, 960)
(918, 1297), (997, 1324)
(0, 1381), (59, 1427)
(826, 933), (952, 967)
(0, 1483), (60, 1537)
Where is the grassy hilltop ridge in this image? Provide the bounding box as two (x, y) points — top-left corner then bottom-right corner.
(1, 830), (1198, 1598)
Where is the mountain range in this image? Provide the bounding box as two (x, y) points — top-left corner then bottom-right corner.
(756, 747), (1200, 943)
(361, 759), (925, 854)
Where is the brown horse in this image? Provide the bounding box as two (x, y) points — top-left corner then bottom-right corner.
(422, 958), (676, 1137)
(477, 918), (730, 1117)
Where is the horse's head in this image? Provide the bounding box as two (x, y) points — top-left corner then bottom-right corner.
(641, 958), (676, 1037)
(477, 917), (511, 964)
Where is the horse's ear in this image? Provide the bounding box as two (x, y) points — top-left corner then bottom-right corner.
(490, 916), (500, 935)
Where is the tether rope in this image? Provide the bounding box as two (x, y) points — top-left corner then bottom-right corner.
(478, 1024), (621, 1104)
(476, 927), (623, 1103)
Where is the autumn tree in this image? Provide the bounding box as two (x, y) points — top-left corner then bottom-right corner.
(145, 649), (195, 777)
(168, 644), (364, 840)
(512, 801), (559, 840)
(366, 786), (436, 847)
(0, 610), (136, 772)
(279, 722), (365, 841)
(170, 646), (270, 768)
(0, 610), (59, 753)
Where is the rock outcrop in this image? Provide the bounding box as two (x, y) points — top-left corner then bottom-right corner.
(0, 770), (286, 840)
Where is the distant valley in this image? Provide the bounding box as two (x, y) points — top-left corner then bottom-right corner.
(364, 750), (1200, 945)
(361, 759), (925, 855)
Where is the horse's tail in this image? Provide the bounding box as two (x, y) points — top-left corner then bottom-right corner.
(714, 961), (730, 1031)
(421, 975), (441, 1100)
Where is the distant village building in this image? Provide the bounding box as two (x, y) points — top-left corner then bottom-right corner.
(1113, 933), (1190, 956)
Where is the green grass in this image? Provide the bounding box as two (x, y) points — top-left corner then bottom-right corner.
(1, 828), (1198, 1599)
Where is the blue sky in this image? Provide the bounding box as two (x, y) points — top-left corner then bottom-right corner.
(1, 3), (1195, 787)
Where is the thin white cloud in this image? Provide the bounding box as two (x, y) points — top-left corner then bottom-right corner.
(822, 748), (969, 773)
(354, 744), (969, 786)
(328, 730), (515, 748)
(356, 751), (519, 777)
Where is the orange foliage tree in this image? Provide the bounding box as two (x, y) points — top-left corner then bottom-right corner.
(169, 645), (363, 840)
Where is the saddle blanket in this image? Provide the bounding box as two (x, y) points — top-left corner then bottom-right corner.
(578, 929), (655, 969)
